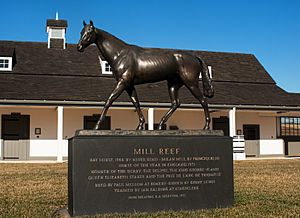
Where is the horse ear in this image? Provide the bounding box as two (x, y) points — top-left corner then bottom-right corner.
(90, 20), (94, 27)
(83, 20), (87, 26)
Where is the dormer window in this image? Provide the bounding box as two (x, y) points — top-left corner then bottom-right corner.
(102, 61), (113, 74)
(199, 66), (213, 79)
(99, 56), (113, 75)
(105, 63), (112, 73)
(0, 57), (12, 71)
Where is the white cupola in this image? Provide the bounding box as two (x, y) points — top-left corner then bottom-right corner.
(46, 12), (68, 49)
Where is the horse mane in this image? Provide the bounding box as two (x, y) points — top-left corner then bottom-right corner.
(95, 28), (128, 47)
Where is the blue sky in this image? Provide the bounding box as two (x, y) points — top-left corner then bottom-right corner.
(1, 0), (299, 93)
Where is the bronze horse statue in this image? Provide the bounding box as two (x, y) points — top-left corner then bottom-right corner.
(77, 20), (214, 130)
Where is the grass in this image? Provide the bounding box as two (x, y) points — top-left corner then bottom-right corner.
(0, 159), (299, 217)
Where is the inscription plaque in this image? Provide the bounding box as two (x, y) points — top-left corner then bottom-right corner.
(68, 130), (233, 217)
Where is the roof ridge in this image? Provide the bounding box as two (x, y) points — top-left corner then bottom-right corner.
(0, 40), (254, 55)
(0, 72), (112, 78)
(0, 40), (48, 45)
(124, 45), (255, 55)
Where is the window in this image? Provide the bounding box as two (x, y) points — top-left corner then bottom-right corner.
(84, 115), (111, 130)
(105, 62), (112, 72)
(99, 56), (113, 75)
(213, 117), (229, 136)
(243, 125), (260, 140)
(0, 57), (12, 71)
(2, 114), (30, 140)
(199, 65), (213, 79)
(280, 117), (300, 136)
(0, 59), (9, 68)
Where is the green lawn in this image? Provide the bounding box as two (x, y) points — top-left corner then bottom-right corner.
(0, 159), (299, 218)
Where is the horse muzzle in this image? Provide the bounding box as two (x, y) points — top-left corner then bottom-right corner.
(77, 44), (85, 52)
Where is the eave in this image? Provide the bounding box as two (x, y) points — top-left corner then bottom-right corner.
(0, 99), (299, 112)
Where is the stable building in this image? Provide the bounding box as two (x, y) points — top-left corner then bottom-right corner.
(0, 17), (300, 161)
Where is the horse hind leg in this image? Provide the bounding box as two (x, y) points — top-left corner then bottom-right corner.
(185, 83), (211, 130)
(158, 80), (182, 130)
(176, 56), (211, 130)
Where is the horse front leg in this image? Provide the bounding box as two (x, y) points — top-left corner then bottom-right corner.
(95, 80), (126, 130)
(126, 86), (145, 130)
(158, 80), (182, 130)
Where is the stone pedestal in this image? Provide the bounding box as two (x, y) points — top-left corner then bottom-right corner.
(68, 130), (233, 217)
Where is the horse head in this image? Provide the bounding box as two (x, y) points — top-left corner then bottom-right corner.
(77, 20), (96, 52)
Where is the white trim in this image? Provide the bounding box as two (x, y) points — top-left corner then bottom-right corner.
(0, 114), (2, 159)
(57, 106), (64, 162)
(0, 140), (3, 160)
(47, 28), (66, 49)
(47, 27), (50, 48)
(0, 57), (12, 71)
(30, 139), (68, 157)
(259, 139), (284, 155)
(0, 99), (299, 111)
(58, 29), (66, 49)
(229, 107), (236, 137)
(148, 108), (154, 130)
(208, 66), (212, 78)
(63, 29), (66, 49)
(99, 56), (113, 75)
(199, 65), (212, 79)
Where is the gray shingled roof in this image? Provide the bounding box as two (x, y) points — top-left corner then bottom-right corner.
(0, 44), (15, 57)
(46, 19), (68, 28)
(0, 40), (299, 108)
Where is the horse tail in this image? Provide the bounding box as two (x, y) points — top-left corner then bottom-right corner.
(196, 56), (214, 98)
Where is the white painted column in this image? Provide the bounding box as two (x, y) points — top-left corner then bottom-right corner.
(0, 116), (2, 160)
(57, 106), (64, 162)
(148, 108), (154, 130)
(0, 140), (2, 160)
(229, 107), (236, 137)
